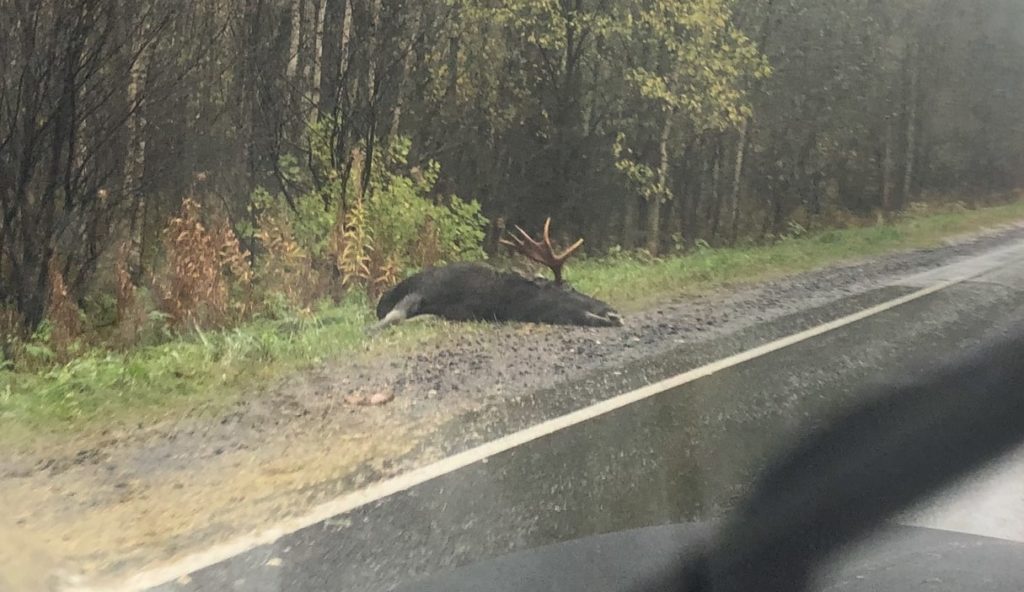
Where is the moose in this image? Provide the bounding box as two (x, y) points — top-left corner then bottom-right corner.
(371, 218), (623, 331)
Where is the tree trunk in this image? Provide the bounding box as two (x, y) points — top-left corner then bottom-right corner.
(729, 117), (750, 245)
(300, 0), (316, 85)
(881, 116), (896, 215)
(645, 113), (672, 255)
(709, 140), (723, 242)
(901, 44), (919, 207)
(319, 0), (348, 117)
(287, 0), (303, 80)
(352, 0), (380, 195)
(684, 141), (703, 250)
(389, 51), (409, 142)
(125, 23), (150, 282)
(308, 0), (325, 112)
(622, 195), (639, 249)
(446, 30), (460, 102)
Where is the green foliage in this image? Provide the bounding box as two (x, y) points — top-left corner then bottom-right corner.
(247, 187), (335, 259)
(599, 0), (770, 216)
(364, 138), (487, 267)
(482, 0), (617, 57)
(613, 133), (668, 203)
(621, 0), (768, 125)
(437, 198), (489, 260)
(248, 126), (487, 303)
(784, 221), (808, 240)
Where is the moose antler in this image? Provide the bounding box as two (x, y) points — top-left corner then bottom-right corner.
(499, 217), (583, 284)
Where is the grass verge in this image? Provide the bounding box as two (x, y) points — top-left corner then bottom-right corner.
(3, 198), (1024, 442)
(572, 200), (1024, 308)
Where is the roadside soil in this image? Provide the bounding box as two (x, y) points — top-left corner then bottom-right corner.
(3, 222), (1024, 591)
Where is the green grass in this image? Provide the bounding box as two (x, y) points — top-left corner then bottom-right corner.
(3, 198), (1024, 443)
(572, 200), (1024, 309)
(0, 304), (459, 444)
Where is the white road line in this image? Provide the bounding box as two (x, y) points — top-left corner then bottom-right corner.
(68, 275), (975, 592)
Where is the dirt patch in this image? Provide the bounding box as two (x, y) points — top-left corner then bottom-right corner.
(2, 223), (1024, 589)
(2, 403), (459, 590)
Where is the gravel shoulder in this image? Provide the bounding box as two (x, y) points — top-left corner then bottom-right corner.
(3, 223), (1024, 590)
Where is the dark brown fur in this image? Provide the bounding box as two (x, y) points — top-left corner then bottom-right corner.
(373, 262), (622, 330)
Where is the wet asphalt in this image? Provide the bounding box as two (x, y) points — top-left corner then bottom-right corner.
(152, 250), (1024, 592)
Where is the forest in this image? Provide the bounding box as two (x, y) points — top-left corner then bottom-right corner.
(2, 0), (1024, 356)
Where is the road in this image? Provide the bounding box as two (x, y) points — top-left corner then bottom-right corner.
(82, 238), (1024, 592)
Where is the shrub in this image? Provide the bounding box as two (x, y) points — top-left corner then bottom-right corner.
(254, 208), (321, 311)
(112, 241), (151, 348)
(46, 258), (83, 360)
(156, 198), (252, 329)
(0, 307), (25, 368)
(250, 132), (487, 301)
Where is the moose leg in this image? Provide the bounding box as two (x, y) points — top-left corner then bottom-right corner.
(367, 294), (422, 334)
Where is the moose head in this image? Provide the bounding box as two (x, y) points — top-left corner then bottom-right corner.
(371, 218), (622, 332)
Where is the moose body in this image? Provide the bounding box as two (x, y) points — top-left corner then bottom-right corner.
(374, 262), (622, 329)
(372, 218), (623, 331)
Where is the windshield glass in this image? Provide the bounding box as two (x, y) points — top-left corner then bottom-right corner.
(2, 1), (1024, 591)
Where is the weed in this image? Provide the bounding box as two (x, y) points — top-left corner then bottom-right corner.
(255, 209), (319, 310)
(113, 241), (148, 348)
(157, 198), (252, 330)
(46, 258), (83, 360)
(336, 192), (375, 291)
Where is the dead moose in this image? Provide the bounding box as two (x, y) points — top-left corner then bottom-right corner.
(371, 218), (623, 331)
